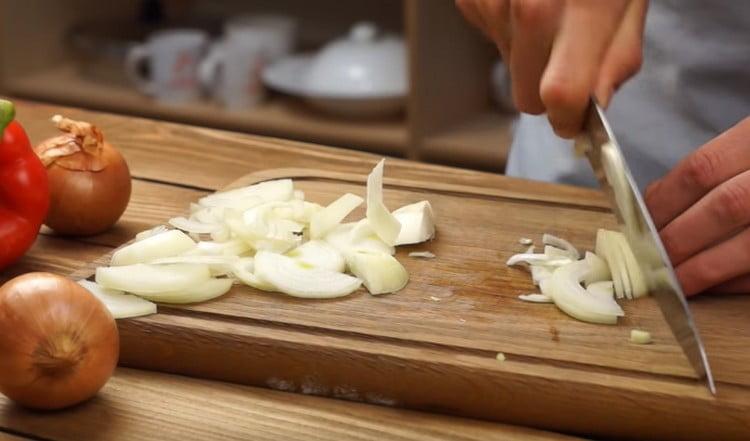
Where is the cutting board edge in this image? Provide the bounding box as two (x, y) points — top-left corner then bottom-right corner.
(115, 312), (750, 441)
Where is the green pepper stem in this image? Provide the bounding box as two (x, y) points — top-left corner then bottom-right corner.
(0, 99), (15, 134)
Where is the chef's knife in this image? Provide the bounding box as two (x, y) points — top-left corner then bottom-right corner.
(576, 99), (716, 394)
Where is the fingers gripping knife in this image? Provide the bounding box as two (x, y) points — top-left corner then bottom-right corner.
(575, 99), (716, 394)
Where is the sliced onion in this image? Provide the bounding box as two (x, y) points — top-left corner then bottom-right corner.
(111, 230), (196, 266)
(587, 281), (615, 300)
(136, 278), (233, 304)
(95, 263), (211, 294)
(135, 225), (168, 242)
(596, 229), (630, 299)
(518, 293), (553, 303)
(254, 251), (362, 298)
(210, 226), (231, 242)
(200, 179), (293, 207)
(366, 159), (401, 246)
(310, 193), (363, 239)
(78, 279), (156, 318)
(150, 254), (239, 276)
(506, 253), (572, 267)
(346, 251), (409, 295)
(230, 258), (275, 291)
(323, 222), (356, 252)
(200, 194), (264, 210)
(544, 245), (571, 259)
(287, 240), (345, 272)
(530, 265), (553, 285)
(582, 251), (611, 286)
(293, 190), (305, 200)
(408, 251), (435, 259)
(182, 239), (250, 257)
(169, 216), (220, 234)
(542, 234), (580, 259)
(349, 220), (396, 255)
(630, 329), (652, 344)
(611, 232), (648, 298)
(392, 201), (436, 245)
(226, 208), (300, 254)
(549, 260), (624, 325)
(518, 237), (533, 246)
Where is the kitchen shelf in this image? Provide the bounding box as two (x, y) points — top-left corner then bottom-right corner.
(6, 64), (408, 155)
(0, 0), (516, 171)
(421, 111), (514, 172)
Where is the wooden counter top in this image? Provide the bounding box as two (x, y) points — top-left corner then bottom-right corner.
(0, 99), (587, 441)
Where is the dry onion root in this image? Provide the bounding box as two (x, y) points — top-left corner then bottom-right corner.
(508, 231), (648, 325)
(0, 273), (119, 409)
(89, 159), (435, 314)
(34, 115), (131, 236)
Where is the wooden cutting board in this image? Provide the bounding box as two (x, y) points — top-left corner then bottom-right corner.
(73, 168), (750, 441)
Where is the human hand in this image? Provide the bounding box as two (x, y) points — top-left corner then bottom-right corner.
(455, 0), (648, 138)
(645, 117), (750, 296)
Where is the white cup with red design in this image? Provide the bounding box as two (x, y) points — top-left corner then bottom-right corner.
(125, 29), (209, 103)
(199, 15), (296, 109)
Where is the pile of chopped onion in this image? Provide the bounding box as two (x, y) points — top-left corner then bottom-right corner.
(86, 159), (436, 318)
(507, 230), (647, 325)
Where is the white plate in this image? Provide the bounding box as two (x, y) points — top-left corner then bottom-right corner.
(262, 55), (405, 118)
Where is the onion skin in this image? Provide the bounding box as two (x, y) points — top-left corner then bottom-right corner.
(44, 142), (131, 235)
(0, 272), (119, 410)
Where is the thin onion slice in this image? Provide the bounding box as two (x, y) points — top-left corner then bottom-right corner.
(366, 159), (401, 246)
(286, 240), (345, 272)
(182, 239), (250, 257)
(254, 251), (362, 298)
(611, 232), (648, 298)
(543, 234), (580, 259)
(230, 258), (275, 291)
(408, 251), (435, 259)
(506, 253), (572, 267)
(135, 225), (168, 241)
(392, 201), (436, 245)
(111, 230), (195, 266)
(95, 263), (211, 294)
(199, 179), (293, 207)
(136, 278), (233, 304)
(78, 279), (157, 318)
(530, 265), (553, 285)
(169, 216), (220, 234)
(518, 293), (553, 303)
(150, 255), (239, 276)
(549, 260), (624, 325)
(346, 250), (409, 295)
(587, 281), (615, 300)
(310, 193), (363, 239)
(583, 251), (611, 286)
(544, 245), (570, 259)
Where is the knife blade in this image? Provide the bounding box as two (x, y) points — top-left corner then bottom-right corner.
(576, 99), (716, 394)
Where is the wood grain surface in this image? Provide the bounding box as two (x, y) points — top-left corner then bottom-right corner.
(0, 99), (594, 441)
(2, 99), (749, 441)
(0, 368), (584, 441)
(73, 168), (750, 441)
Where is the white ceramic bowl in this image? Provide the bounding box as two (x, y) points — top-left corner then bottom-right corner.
(262, 22), (407, 118)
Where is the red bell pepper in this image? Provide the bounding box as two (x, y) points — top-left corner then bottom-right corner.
(0, 99), (49, 269)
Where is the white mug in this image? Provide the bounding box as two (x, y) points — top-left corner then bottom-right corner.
(225, 15), (296, 62)
(125, 29), (209, 103)
(199, 15), (296, 109)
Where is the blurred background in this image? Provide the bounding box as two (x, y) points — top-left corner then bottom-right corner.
(0, 0), (517, 172)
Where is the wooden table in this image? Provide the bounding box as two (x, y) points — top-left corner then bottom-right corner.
(0, 99), (585, 441)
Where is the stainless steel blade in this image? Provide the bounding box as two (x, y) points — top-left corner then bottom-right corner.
(577, 99), (715, 394)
